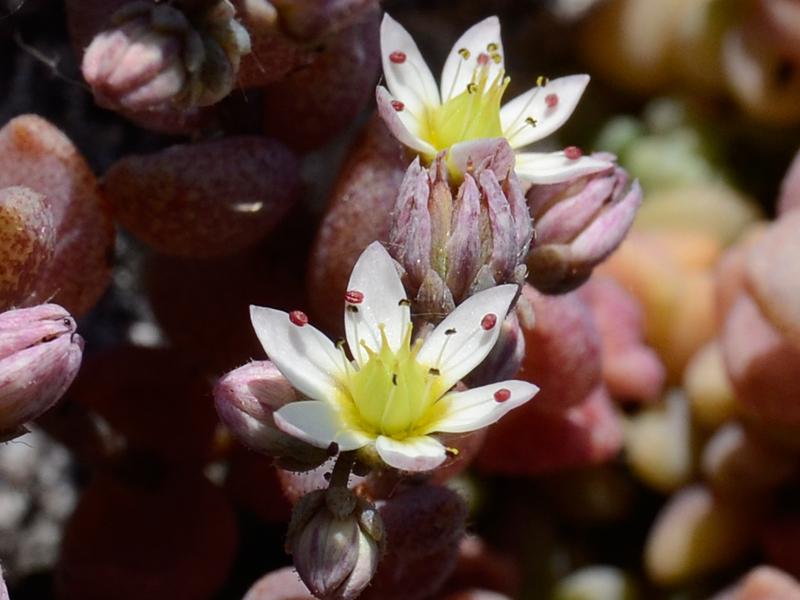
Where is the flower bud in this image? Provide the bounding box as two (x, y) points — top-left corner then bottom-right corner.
(0, 304), (83, 440)
(82, 0), (250, 113)
(214, 361), (328, 471)
(287, 488), (384, 600)
(527, 155), (641, 294)
(389, 139), (532, 320)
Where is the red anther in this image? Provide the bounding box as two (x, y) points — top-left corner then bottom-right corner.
(494, 388), (511, 402)
(545, 93), (559, 108)
(389, 51), (407, 64)
(391, 100), (405, 112)
(289, 310), (308, 326)
(345, 290), (365, 304)
(477, 52), (490, 65)
(564, 146), (583, 160)
(481, 313), (498, 330)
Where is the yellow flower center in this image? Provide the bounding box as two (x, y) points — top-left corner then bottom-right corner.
(422, 63), (509, 155)
(337, 327), (447, 439)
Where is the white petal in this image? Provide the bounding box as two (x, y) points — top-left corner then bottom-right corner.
(501, 75), (590, 148)
(380, 13), (440, 116)
(417, 284), (518, 390)
(250, 306), (345, 401)
(374, 434), (447, 471)
(376, 86), (437, 156)
(440, 16), (504, 102)
(274, 401), (372, 451)
(514, 151), (613, 185)
(422, 380), (538, 434)
(344, 242), (412, 366)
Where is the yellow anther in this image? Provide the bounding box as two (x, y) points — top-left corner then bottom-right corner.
(487, 42), (498, 52)
(467, 82), (478, 94)
(525, 116), (537, 127)
(536, 75), (550, 87)
(457, 47), (470, 60)
(490, 52), (502, 64)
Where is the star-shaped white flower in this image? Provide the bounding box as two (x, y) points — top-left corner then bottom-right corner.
(376, 13), (613, 184)
(250, 242), (538, 472)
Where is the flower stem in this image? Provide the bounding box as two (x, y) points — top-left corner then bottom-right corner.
(329, 450), (355, 489)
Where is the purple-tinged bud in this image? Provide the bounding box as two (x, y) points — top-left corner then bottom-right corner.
(214, 361), (328, 471)
(0, 304), (83, 440)
(527, 155), (642, 294)
(82, 1), (250, 114)
(287, 488), (384, 600)
(0, 565), (7, 600)
(466, 312), (526, 386)
(389, 139), (531, 320)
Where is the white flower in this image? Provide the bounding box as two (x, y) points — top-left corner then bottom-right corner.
(249, 242), (538, 472)
(376, 13), (613, 185)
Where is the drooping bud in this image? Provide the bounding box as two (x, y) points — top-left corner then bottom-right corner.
(214, 361), (328, 471)
(82, 0), (250, 114)
(287, 488), (384, 600)
(389, 139), (532, 321)
(0, 304), (83, 440)
(527, 154), (641, 294)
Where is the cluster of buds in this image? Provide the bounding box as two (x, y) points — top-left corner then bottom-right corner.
(82, 0), (251, 113)
(526, 153), (642, 294)
(0, 304), (83, 440)
(286, 480), (384, 600)
(389, 138), (532, 321)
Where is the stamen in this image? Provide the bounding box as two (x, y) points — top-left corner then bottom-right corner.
(389, 51), (407, 64)
(444, 328), (457, 336)
(445, 447), (460, 457)
(536, 75), (550, 87)
(327, 441), (340, 456)
(477, 52), (490, 66)
(398, 298), (411, 306)
(487, 42), (499, 52)
(494, 388), (511, 402)
(289, 310), (308, 326)
(564, 146), (582, 160)
(457, 47), (470, 60)
(345, 290), (365, 304)
(525, 116), (537, 127)
(545, 93), (559, 108)
(428, 367), (441, 376)
(481, 313), (498, 330)
(467, 82), (478, 94)
(347, 305), (360, 313)
(490, 53), (502, 64)
(392, 373), (398, 385)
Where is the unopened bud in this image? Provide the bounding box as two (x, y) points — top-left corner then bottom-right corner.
(82, 1), (250, 113)
(0, 304), (83, 440)
(213, 361), (328, 470)
(288, 488), (384, 600)
(389, 139), (531, 321)
(527, 155), (641, 294)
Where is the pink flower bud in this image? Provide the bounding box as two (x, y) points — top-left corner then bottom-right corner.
(214, 361), (328, 470)
(527, 155), (641, 294)
(713, 566), (800, 600)
(81, 1), (250, 114)
(288, 489), (384, 600)
(389, 140), (532, 320)
(243, 567), (314, 599)
(778, 149), (800, 215)
(0, 304), (83, 440)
